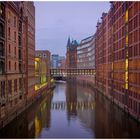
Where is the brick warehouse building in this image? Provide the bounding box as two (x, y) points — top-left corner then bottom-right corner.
(0, 2), (35, 128)
(23, 2), (35, 104)
(95, 2), (140, 120)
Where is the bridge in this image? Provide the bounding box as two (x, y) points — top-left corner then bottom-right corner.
(50, 101), (95, 110)
(41, 101), (96, 110)
(50, 69), (95, 79)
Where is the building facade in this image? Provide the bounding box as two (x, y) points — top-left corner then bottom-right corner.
(58, 56), (65, 69)
(35, 50), (51, 92)
(0, 2), (35, 128)
(77, 35), (95, 69)
(51, 54), (59, 68)
(95, 2), (140, 120)
(58, 58), (66, 69)
(51, 54), (65, 69)
(66, 37), (78, 69)
(23, 2), (35, 103)
(0, 2), (28, 123)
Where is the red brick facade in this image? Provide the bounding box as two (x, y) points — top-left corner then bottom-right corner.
(66, 38), (78, 69)
(0, 2), (35, 128)
(95, 2), (140, 120)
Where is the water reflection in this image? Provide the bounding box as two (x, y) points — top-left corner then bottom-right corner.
(0, 91), (53, 138)
(0, 80), (140, 138)
(35, 93), (52, 138)
(94, 93), (140, 138)
(66, 79), (77, 119)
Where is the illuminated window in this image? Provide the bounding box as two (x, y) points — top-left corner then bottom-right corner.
(125, 58), (128, 89)
(125, 59), (128, 70)
(112, 62), (114, 70)
(35, 58), (39, 68)
(41, 75), (46, 84)
(125, 10), (128, 23)
(126, 35), (128, 46)
(125, 74), (128, 89)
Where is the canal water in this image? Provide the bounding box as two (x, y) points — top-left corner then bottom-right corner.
(0, 80), (140, 138)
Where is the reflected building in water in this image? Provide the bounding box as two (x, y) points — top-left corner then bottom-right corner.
(66, 80), (77, 120)
(0, 92), (53, 138)
(76, 84), (96, 137)
(34, 92), (52, 138)
(94, 93), (140, 138)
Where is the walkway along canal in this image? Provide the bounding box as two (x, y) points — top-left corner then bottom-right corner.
(0, 79), (140, 138)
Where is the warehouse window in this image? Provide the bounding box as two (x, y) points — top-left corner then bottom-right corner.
(8, 80), (12, 95)
(0, 23), (4, 37)
(14, 31), (16, 42)
(0, 43), (4, 57)
(0, 61), (4, 74)
(19, 78), (22, 90)
(9, 61), (11, 70)
(9, 44), (11, 54)
(125, 10), (128, 23)
(14, 79), (17, 92)
(1, 81), (5, 97)
(14, 16), (16, 27)
(15, 62), (16, 70)
(8, 27), (10, 39)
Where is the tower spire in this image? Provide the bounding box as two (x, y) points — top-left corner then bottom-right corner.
(66, 36), (71, 48)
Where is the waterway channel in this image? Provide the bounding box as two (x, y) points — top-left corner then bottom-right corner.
(0, 80), (140, 138)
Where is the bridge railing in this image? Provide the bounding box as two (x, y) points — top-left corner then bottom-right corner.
(50, 68), (96, 77)
(50, 101), (96, 110)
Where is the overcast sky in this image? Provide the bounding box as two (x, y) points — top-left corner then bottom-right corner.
(35, 1), (110, 56)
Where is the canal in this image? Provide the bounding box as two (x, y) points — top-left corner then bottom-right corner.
(0, 80), (140, 138)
